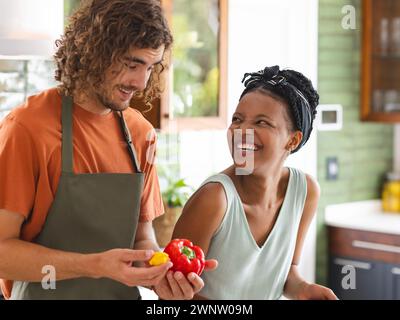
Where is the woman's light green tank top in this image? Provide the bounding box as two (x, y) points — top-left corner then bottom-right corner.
(199, 167), (307, 300)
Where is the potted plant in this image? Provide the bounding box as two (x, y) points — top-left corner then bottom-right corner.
(162, 177), (192, 208)
(153, 167), (193, 247)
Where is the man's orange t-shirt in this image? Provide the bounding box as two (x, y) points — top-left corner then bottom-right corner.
(0, 88), (164, 298)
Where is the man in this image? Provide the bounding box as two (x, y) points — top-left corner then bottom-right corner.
(0, 0), (215, 300)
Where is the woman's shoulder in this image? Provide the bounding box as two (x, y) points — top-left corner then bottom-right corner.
(184, 174), (230, 226)
(304, 172), (320, 200)
(287, 167), (319, 194)
(172, 175), (229, 253)
(190, 177), (228, 213)
(285, 168), (320, 211)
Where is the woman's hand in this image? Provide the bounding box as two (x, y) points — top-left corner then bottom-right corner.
(153, 259), (218, 300)
(296, 281), (338, 300)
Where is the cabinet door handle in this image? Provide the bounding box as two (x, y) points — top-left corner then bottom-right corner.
(392, 267), (400, 275)
(333, 258), (371, 270)
(352, 240), (400, 254)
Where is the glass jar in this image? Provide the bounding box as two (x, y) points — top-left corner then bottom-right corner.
(392, 17), (400, 56)
(382, 172), (400, 213)
(380, 18), (389, 56)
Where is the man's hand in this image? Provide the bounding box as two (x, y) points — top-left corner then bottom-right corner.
(153, 258), (218, 300)
(92, 248), (173, 287)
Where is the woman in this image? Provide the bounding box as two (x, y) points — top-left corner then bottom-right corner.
(170, 66), (338, 300)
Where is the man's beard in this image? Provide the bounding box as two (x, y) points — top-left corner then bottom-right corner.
(95, 86), (132, 112)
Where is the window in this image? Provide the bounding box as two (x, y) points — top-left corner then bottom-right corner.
(159, 0), (228, 130)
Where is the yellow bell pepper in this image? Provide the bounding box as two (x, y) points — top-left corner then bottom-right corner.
(148, 252), (170, 266)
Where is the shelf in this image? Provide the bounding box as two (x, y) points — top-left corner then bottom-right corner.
(372, 54), (400, 60)
(361, 111), (400, 122)
(361, 0), (400, 123)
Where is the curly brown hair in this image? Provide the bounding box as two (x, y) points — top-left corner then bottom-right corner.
(54, 0), (173, 106)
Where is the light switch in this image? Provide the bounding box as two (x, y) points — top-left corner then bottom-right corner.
(327, 157), (339, 180)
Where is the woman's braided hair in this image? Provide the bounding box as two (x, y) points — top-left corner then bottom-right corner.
(240, 65), (319, 152)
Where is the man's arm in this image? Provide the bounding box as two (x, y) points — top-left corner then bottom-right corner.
(0, 209), (171, 287)
(133, 221), (160, 253)
(0, 209), (93, 281)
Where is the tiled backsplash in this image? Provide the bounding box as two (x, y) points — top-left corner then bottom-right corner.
(395, 125), (400, 172)
(317, 0), (394, 285)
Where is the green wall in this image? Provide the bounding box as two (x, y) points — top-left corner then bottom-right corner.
(316, 0), (394, 284)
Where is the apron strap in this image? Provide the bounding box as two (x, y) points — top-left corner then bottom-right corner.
(61, 95), (74, 173)
(118, 111), (143, 173)
(61, 96), (142, 174)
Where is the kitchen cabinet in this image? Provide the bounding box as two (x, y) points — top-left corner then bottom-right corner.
(385, 263), (400, 299)
(361, 0), (400, 122)
(328, 226), (400, 300)
(329, 255), (385, 300)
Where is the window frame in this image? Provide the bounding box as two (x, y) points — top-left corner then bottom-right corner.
(160, 0), (228, 131)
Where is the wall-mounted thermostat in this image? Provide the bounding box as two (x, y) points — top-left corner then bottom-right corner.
(316, 104), (343, 131)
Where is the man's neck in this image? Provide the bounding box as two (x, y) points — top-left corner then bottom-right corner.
(73, 91), (111, 115)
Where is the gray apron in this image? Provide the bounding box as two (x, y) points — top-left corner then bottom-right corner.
(11, 96), (145, 299)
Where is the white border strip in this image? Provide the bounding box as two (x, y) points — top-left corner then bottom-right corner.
(352, 240), (400, 254)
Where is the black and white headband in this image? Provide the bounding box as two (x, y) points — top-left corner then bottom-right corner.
(241, 69), (313, 153)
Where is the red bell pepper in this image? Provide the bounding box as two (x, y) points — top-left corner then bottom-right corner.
(163, 239), (205, 276)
